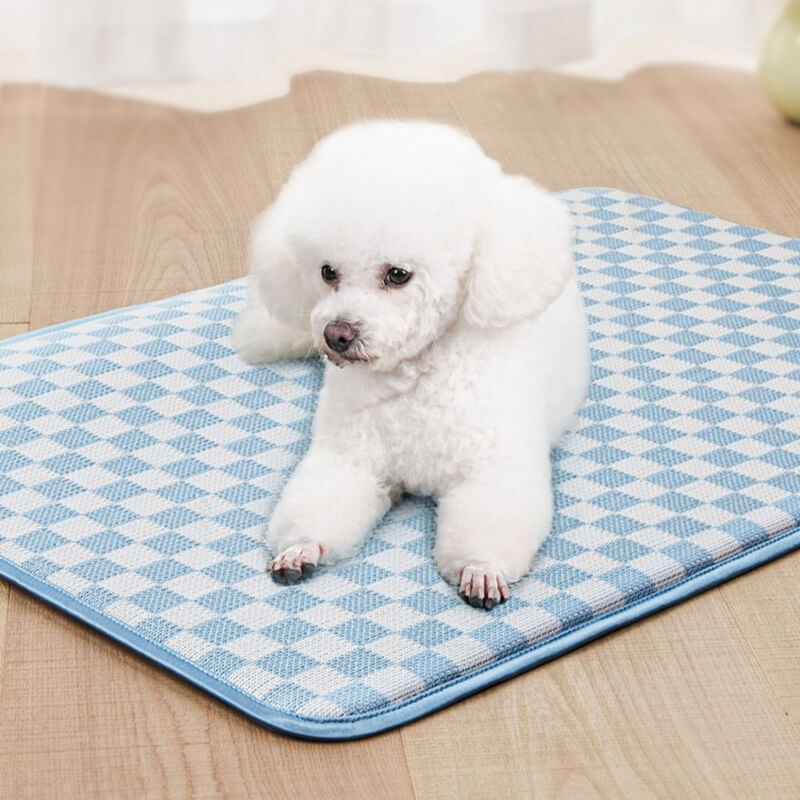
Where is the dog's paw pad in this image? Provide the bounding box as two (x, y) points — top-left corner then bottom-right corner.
(269, 539), (322, 584)
(458, 562), (509, 610)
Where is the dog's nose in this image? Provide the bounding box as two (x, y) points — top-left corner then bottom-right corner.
(324, 321), (356, 353)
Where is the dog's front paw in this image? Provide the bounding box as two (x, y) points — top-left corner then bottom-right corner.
(458, 562), (509, 610)
(268, 538), (323, 584)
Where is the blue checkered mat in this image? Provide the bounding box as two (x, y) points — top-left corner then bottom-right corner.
(1, 189), (799, 739)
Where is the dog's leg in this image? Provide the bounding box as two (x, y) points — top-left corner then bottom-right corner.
(433, 453), (553, 609)
(266, 449), (390, 583)
(231, 288), (315, 364)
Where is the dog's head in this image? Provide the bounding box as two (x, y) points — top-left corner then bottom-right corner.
(249, 120), (573, 371)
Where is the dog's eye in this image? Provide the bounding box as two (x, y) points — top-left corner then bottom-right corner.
(385, 267), (412, 287)
(321, 264), (338, 284)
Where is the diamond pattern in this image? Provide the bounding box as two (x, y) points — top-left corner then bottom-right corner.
(1, 189), (799, 732)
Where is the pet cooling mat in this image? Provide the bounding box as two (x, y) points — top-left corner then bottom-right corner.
(1, 189), (799, 740)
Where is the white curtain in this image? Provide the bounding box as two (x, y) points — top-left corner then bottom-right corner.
(0, 0), (785, 87)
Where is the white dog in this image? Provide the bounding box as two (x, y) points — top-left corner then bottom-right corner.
(232, 120), (589, 609)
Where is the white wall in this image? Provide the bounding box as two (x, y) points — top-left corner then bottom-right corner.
(592, 0), (782, 57)
(0, 0), (786, 87)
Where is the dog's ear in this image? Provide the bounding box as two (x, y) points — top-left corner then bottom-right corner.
(248, 206), (315, 330)
(463, 175), (574, 328)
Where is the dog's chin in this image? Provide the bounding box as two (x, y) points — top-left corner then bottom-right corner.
(320, 346), (372, 369)
(319, 342), (419, 373)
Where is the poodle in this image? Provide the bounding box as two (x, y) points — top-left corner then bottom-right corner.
(232, 120), (590, 609)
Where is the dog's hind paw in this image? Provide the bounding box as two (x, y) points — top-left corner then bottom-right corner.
(268, 539), (323, 584)
(458, 562), (509, 610)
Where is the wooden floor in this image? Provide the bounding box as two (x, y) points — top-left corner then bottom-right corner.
(1, 65), (800, 798)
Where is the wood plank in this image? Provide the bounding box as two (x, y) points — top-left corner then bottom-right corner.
(401, 581), (800, 799)
(28, 88), (255, 328)
(0, 323), (29, 340)
(445, 65), (800, 237)
(0, 85), (42, 323)
(720, 549), (800, 732)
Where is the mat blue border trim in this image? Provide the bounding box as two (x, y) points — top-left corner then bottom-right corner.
(2, 189), (800, 740)
(2, 527), (798, 740)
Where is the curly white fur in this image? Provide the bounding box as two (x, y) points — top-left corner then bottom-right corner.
(232, 120), (590, 608)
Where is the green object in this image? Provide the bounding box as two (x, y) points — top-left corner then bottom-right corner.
(760, 0), (800, 122)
